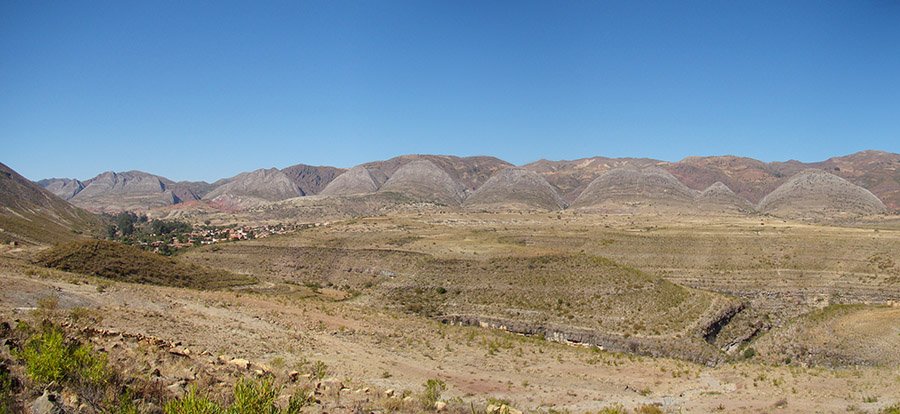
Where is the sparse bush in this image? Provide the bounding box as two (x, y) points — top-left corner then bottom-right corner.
(285, 386), (315, 412)
(596, 403), (627, 414)
(634, 404), (664, 414)
(881, 403), (900, 414)
(742, 347), (756, 359)
(309, 360), (328, 380)
(420, 378), (446, 410)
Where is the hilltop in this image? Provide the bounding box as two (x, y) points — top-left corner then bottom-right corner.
(758, 169), (887, 218)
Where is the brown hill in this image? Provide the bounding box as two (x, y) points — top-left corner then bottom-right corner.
(319, 166), (386, 196)
(526, 151), (900, 210)
(571, 165), (697, 211)
(758, 169), (887, 218)
(665, 156), (782, 204)
(202, 168), (302, 203)
(378, 159), (467, 205)
(33, 239), (252, 288)
(63, 171), (204, 212)
(280, 164), (346, 195)
(463, 168), (567, 211)
(0, 163), (101, 245)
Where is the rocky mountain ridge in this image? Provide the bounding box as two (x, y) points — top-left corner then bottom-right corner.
(31, 150), (900, 214)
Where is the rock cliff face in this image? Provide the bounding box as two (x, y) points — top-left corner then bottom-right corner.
(758, 169), (887, 217)
(38, 178), (85, 200)
(378, 159), (467, 205)
(464, 168), (567, 211)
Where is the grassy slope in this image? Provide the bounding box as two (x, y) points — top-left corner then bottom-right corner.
(33, 240), (254, 289)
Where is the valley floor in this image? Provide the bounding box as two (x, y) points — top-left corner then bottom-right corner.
(2, 212), (900, 413)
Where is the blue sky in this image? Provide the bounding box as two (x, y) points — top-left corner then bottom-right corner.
(2, 1), (899, 182)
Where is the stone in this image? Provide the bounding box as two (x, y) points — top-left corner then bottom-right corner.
(435, 401), (448, 411)
(31, 391), (64, 414)
(228, 358), (250, 369)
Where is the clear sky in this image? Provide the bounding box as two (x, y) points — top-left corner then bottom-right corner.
(2, 1), (899, 182)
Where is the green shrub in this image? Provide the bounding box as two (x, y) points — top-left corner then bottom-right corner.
(164, 387), (224, 414)
(230, 377), (279, 414)
(742, 347), (757, 359)
(285, 386), (315, 413)
(420, 378), (446, 410)
(165, 378), (311, 414)
(0, 365), (15, 414)
(881, 404), (900, 414)
(309, 360), (328, 381)
(17, 324), (108, 386)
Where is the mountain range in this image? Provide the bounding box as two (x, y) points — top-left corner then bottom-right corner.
(31, 150), (900, 213)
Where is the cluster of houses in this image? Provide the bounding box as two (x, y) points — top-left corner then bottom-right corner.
(138, 222), (324, 253)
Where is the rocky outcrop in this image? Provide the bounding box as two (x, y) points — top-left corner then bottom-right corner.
(37, 178), (84, 200)
(440, 314), (724, 365)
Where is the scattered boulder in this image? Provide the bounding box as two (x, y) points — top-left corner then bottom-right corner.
(228, 358), (250, 370)
(31, 391), (64, 414)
